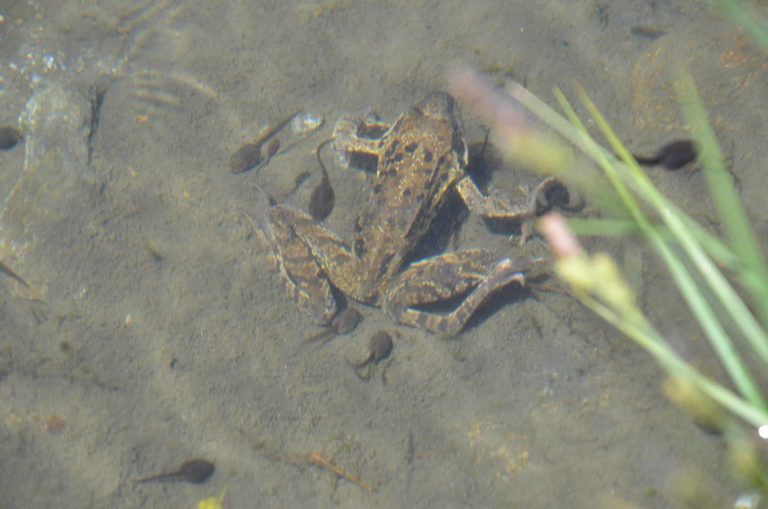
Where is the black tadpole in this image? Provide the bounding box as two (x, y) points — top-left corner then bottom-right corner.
(305, 308), (363, 344)
(135, 459), (215, 485)
(349, 331), (393, 373)
(633, 139), (697, 171)
(349, 331), (393, 381)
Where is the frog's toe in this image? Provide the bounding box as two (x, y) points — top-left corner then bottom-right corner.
(295, 285), (338, 326)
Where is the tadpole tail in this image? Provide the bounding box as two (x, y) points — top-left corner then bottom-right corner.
(315, 138), (333, 181)
(303, 327), (334, 344)
(632, 154), (660, 166)
(135, 472), (178, 484)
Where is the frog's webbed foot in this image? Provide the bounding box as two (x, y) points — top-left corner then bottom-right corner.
(332, 113), (390, 170)
(245, 194), (338, 326)
(382, 249), (532, 335)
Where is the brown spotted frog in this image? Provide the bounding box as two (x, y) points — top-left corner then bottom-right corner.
(250, 93), (556, 334)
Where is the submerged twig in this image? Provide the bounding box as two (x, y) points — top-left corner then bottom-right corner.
(0, 261), (29, 288)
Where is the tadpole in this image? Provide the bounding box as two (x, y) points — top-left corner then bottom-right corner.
(305, 308), (363, 344)
(633, 139), (697, 171)
(230, 142), (262, 174)
(135, 458), (215, 485)
(349, 331), (393, 381)
(229, 111), (298, 174)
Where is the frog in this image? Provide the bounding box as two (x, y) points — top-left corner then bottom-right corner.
(249, 92), (558, 335)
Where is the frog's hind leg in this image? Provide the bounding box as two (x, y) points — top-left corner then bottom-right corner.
(382, 249), (531, 335)
(270, 204), (375, 303)
(246, 189), (337, 325)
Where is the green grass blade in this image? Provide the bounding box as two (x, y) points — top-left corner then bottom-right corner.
(674, 71), (768, 327)
(576, 290), (768, 427)
(567, 218), (638, 236)
(704, 0), (768, 54)
(509, 81), (768, 407)
(575, 88), (768, 411)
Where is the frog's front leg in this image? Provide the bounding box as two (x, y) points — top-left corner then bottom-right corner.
(455, 176), (563, 243)
(455, 176), (562, 220)
(382, 249), (531, 335)
(332, 114), (391, 168)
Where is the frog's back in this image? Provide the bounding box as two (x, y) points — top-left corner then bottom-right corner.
(352, 93), (467, 295)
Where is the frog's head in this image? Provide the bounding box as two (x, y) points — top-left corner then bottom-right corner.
(414, 92), (468, 167)
(414, 92), (462, 128)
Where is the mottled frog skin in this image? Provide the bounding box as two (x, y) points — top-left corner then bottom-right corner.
(251, 93), (555, 334)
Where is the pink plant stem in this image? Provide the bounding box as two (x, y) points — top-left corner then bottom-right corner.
(448, 66), (529, 142)
(538, 212), (583, 259)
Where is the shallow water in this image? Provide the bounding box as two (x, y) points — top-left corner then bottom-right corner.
(1, 1), (765, 507)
